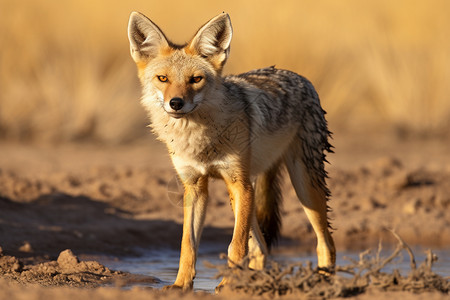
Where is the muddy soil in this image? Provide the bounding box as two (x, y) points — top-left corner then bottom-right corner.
(0, 132), (449, 299)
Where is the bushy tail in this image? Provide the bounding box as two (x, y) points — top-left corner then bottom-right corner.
(254, 162), (283, 251)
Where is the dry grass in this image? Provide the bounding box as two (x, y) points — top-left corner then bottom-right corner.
(1, 0), (450, 143)
(209, 233), (449, 298)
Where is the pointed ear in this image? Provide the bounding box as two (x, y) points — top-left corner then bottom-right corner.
(128, 12), (169, 63)
(188, 13), (233, 69)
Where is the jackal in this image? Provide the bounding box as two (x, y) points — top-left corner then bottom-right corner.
(128, 12), (336, 291)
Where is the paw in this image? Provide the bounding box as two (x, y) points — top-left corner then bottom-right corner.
(317, 266), (335, 276)
(214, 277), (229, 294)
(162, 284), (184, 291)
(214, 283), (224, 294)
(248, 253), (265, 270)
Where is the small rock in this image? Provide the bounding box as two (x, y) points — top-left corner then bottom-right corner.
(385, 170), (409, 189)
(403, 199), (422, 215)
(57, 249), (79, 269)
(19, 241), (33, 253)
(0, 255), (23, 273)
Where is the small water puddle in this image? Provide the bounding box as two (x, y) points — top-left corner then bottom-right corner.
(100, 245), (450, 293)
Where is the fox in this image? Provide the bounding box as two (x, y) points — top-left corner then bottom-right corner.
(127, 12), (336, 291)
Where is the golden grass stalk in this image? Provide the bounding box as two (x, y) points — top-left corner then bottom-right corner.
(1, 0), (449, 142)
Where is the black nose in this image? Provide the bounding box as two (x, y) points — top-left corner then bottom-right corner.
(169, 97), (184, 111)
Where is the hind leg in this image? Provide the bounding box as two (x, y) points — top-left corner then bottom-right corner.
(248, 213), (268, 270)
(285, 151), (336, 270)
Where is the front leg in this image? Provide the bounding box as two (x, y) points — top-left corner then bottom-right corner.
(163, 175), (209, 291)
(216, 170), (254, 291)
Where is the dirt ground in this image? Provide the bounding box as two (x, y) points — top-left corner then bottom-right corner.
(0, 130), (449, 299)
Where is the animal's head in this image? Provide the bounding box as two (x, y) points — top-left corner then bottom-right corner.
(128, 12), (232, 119)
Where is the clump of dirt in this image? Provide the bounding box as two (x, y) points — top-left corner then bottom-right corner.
(211, 234), (449, 298)
(0, 248), (157, 287)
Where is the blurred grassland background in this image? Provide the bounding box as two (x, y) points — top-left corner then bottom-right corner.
(0, 0), (449, 144)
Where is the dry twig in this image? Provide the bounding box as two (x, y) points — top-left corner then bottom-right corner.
(208, 231), (449, 298)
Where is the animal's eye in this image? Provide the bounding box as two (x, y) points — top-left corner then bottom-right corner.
(190, 76), (203, 84)
(157, 75), (168, 82)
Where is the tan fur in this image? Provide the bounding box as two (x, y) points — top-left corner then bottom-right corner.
(171, 176), (209, 290)
(128, 11), (336, 292)
(284, 143), (336, 268)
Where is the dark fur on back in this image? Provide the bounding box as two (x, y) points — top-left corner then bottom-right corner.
(254, 162), (283, 251)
